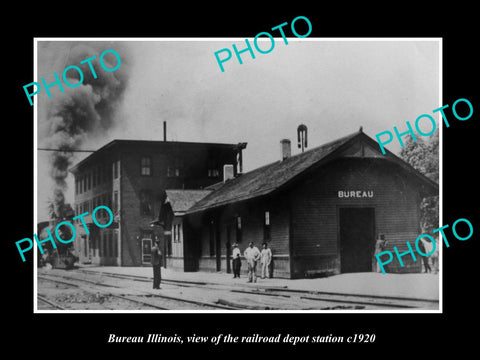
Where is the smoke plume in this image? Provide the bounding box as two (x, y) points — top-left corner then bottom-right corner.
(40, 41), (132, 219)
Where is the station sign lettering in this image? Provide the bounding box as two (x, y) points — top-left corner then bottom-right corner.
(338, 190), (374, 198)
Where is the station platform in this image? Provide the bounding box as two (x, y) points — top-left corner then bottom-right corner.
(73, 264), (440, 302)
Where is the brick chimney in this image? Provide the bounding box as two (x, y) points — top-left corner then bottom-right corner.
(223, 164), (235, 182)
(280, 139), (291, 161)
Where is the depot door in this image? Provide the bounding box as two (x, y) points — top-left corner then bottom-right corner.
(339, 207), (375, 273)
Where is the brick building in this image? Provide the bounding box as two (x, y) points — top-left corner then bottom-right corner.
(69, 139), (245, 267)
(171, 129), (438, 278)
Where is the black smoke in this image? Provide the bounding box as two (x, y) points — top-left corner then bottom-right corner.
(41, 42), (132, 219)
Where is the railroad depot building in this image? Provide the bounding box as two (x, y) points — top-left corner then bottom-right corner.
(160, 129), (438, 278)
(69, 139), (245, 266)
(70, 129), (438, 278)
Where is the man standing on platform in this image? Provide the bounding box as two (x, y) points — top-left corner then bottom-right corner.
(151, 239), (162, 289)
(374, 234), (387, 273)
(260, 242), (272, 279)
(244, 241), (261, 283)
(232, 243), (241, 278)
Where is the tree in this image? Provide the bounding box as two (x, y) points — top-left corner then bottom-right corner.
(400, 132), (439, 233)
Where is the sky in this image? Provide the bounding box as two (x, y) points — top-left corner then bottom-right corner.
(36, 38), (440, 222)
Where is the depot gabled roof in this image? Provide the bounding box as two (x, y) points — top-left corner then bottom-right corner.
(186, 129), (439, 215)
(165, 189), (213, 216)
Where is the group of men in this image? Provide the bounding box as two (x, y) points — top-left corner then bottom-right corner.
(150, 239), (273, 289)
(232, 241), (273, 282)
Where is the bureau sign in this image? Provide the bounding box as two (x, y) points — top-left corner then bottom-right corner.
(338, 190), (374, 198)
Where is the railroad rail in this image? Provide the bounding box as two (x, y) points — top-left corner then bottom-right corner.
(37, 268), (439, 310)
(78, 269), (438, 309)
(37, 294), (66, 310)
(37, 273), (238, 310)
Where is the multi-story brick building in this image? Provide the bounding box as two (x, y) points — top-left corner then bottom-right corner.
(69, 139), (245, 267)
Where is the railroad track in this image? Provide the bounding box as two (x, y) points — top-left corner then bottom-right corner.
(74, 269), (438, 310)
(37, 273), (238, 310)
(37, 294), (66, 310)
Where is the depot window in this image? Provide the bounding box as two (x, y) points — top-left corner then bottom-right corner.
(236, 216), (242, 243)
(264, 211), (271, 240)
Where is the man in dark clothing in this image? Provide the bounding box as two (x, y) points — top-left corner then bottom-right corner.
(151, 239), (162, 289)
(232, 243), (241, 278)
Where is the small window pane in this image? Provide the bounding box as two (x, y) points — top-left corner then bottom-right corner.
(141, 157), (151, 176)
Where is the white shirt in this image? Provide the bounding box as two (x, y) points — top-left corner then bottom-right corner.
(244, 246), (261, 262)
(261, 248), (272, 264)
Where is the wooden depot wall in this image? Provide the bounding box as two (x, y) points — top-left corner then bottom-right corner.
(288, 157), (424, 277)
(189, 156), (429, 278)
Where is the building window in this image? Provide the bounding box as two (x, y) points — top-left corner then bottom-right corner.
(108, 232), (113, 257)
(113, 231), (118, 258)
(107, 193), (112, 210)
(208, 169), (220, 178)
(173, 223), (182, 243)
(207, 159), (220, 178)
(167, 158), (182, 177)
(236, 216), (242, 243)
(100, 165), (105, 183)
(103, 233), (108, 257)
(96, 166), (101, 185)
(92, 168), (97, 187)
(139, 189), (153, 216)
(176, 159), (183, 176)
(141, 156), (151, 176)
(113, 160), (119, 179)
(86, 173), (91, 190)
(113, 191), (119, 214)
(97, 193), (111, 214)
(264, 211), (271, 240)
